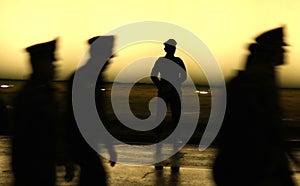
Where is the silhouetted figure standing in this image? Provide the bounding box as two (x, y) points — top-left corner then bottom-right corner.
(151, 39), (187, 172)
(66, 36), (116, 186)
(213, 27), (296, 186)
(0, 98), (9, 134)
(12, 39), (59, 186)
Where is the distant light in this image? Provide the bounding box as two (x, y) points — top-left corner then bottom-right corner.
(195, 90), (209, 95)
(1, 84), (9, 88)
(100, 88), (106, 91)
(0, 84), (15, 89)
(199, 91), (209, 95)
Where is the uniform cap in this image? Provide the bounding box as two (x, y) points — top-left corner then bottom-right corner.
(164, 39), (177, 47)
(255, 27), (287, 47)
(87, 36), (100, 45)
(87, 35), (115, 58)
(26, 39), (57, 61)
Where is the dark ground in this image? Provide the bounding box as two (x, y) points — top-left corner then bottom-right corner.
(0, 80), (300, 144)
(1, 80), (300, 185)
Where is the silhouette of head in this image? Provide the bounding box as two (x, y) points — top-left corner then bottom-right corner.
(88, 36), (100, 45)
(25, 38), (58, 82)
(87, 35), (114, 59)
(164, 39), (177, 56)
(255, 27), (287, 47)
(246, 27), (287, 68)
(86, 35), (115, 78)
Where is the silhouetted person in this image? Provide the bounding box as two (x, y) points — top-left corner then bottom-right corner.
(12, 39), (60, 186)
(213, 27), (296, 185)
(66, 36), (116, 186)
(151, 39), (187, 172)
(0, 98), (9, 134)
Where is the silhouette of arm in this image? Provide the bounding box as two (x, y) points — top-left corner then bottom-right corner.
(151, 58), (161, 89)
(177, 58), (187, 83)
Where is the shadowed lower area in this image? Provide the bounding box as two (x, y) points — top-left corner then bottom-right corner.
(1, 136), (300, 185)
(0, 81), (300, 185)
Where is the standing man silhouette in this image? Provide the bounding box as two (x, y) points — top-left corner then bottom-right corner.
(151, 39), (187, 172)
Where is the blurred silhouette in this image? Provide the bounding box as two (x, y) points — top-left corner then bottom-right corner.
(213, 27), (296, 185)
(11, 39), (62, 186)
(151, 39), (187, 172)
(66, 35), (117, 186)
(0, 97), (9, 134)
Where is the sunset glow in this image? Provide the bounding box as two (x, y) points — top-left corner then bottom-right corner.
(0, 0), (299, 87)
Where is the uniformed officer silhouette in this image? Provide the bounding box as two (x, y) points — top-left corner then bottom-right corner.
(213, 27), (296, 186)
(12, 39), (60, 186)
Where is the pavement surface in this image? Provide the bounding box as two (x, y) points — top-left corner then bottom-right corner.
(56, 144), (300, 186)
(55, 164), (214, 186)
(1, 136), (300, 186)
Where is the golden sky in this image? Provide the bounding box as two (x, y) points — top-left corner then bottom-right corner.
(0, 0), (299, 87)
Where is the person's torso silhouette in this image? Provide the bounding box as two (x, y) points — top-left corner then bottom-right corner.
(66, 36), (117, 186)
(151, 39), (186, 126)
(213, 27), (296, 186)
(12, 39), (58, 186)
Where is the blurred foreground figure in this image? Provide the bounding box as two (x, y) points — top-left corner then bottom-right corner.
(213, 27), (296, 186)
(0, 97), (9, 134)
(12, 39), (60, 186)
(66, 36), (117, 186)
